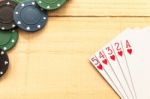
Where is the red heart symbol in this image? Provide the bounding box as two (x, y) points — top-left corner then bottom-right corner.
(118, 51), (123, 56)
(127, 49), (132, 55)
(97, 64), (103, 70)
(110, 55), (115, 61)
(102, 59), (108, 65)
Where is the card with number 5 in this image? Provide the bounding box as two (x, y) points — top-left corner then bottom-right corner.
(89, 55), (124, 98)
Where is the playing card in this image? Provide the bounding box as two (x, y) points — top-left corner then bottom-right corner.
(111, 29), (137, 99)
(120, 27), (150, 99)
(89, 55), (124, 98)
(103, 43), (134, 99)
(95, 48), (129, 99)
(89, 28), (150, 99)
(94, 29), (137, 99)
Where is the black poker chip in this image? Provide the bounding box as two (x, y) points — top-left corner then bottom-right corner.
(0, 49), (9, 77)
(0, 0), (17, 30)
(13, 1), (48, 32)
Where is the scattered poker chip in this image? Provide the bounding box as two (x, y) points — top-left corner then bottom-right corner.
(0, 30), (18, 51)
(0, 0), (67, 79)
(36, 0), (67, 10)
(13, 1), (48, 32)
(0, 1), (17, 30)
(0, 49), (9, 77)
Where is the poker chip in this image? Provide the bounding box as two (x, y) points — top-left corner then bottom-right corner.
(0, 1), (17, 30)
(0, 49), (9, 77)
(13, 1), (48, 32)
(13, 0), (33, 3)
(0, 30), (18, 51)
(36, 0), (67, 10)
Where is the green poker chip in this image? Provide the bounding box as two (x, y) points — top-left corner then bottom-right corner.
(0, 30), (18, 51)
(12, 0), (34, 3)
(36, 0), (67, 10)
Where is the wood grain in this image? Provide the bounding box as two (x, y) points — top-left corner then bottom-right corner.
(49, 0), (150, 16)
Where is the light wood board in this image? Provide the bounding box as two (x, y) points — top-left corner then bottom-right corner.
(1, 0), (150, 99)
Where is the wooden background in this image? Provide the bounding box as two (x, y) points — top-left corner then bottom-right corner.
(1, 0), (150, 98)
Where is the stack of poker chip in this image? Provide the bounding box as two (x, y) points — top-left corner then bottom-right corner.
(0, 0), (67, 78)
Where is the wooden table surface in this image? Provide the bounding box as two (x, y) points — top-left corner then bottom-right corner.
(1, 0), (150, 99)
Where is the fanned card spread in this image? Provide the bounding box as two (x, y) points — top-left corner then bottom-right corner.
(89, 27), (150, 99)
